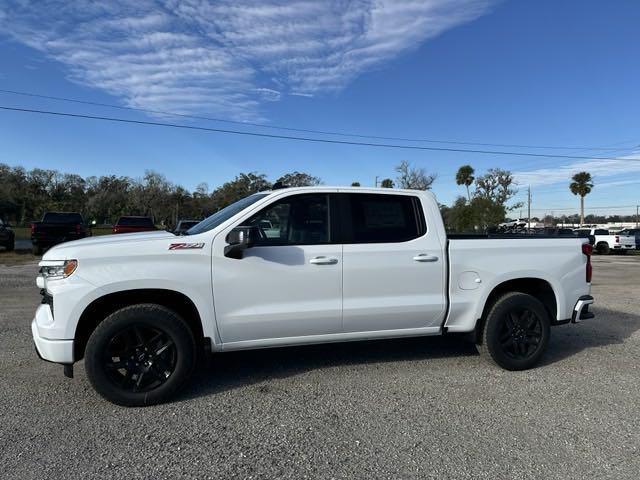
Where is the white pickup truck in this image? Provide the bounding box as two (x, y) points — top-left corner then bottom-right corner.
(574, 228), (635, 255)
(32, 187), (595, 406)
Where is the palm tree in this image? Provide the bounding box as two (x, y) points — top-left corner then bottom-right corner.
(569, 171), (593, 225)
(455, 165), (475, 201)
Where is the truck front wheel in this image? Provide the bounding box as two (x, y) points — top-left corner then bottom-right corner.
(478, 292), (550, 371)
(84, 304), (197, 406)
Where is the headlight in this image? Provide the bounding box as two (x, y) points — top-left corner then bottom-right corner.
(39, 259), (78, 279)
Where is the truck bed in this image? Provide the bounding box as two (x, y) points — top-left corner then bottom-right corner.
(444, 236), (589, 333)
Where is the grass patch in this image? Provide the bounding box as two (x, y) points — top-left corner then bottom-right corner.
(13, 227), (30, 241)
(0, 249), (39, 265)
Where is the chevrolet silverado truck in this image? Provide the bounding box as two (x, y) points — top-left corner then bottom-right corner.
(31, 212), (89, 255)
(32, 187), (595, 406)
(574, 228), (635, 254)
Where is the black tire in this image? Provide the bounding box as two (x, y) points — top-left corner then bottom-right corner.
(596, 242), (610, 255)
(32, 244), (43, 255)
(85, 304), (196, 406)
(478, 292), (550, 371)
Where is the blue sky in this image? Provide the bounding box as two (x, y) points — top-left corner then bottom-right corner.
(0, 0), (639, 217)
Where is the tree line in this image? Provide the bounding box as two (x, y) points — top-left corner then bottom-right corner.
(2, 161), (619, 231)
(0, 164), (321, 227)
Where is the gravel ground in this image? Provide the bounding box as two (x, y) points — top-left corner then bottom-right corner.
(0, 255), (638, 479)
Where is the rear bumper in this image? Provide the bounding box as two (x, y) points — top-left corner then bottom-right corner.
(571, 295), (594, 323)
(31, 305), (74, 364)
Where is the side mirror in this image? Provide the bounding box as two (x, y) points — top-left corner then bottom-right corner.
(224, 226), (256, 259)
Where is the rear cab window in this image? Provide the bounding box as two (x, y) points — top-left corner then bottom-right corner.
(117, 217), (154, 227)
(42, 212), (84, 224)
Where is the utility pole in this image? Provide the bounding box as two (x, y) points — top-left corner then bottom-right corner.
(636, 204), (639, 228)
(527, 185), (531, 230)
(374, 176), (379, 188)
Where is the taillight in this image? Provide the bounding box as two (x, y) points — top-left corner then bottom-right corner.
(76, 224), (81, 234)
(30, 223), (36, 234)
(614, 235), (619, 243)
(582, 242), (592, 283)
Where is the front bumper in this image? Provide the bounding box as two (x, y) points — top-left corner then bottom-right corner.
(572, 295), (594, 323)
(31, 305), (74, 364)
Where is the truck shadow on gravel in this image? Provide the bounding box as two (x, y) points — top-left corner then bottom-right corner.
(179, 306), (639, 402)
(540, 306), (639, 367)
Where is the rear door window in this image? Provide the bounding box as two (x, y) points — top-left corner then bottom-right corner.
(345, 193), (425, 243)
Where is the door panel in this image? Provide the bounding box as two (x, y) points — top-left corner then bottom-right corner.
(212, 192), (342, 343)
(341, 194), (446, 332)
(212, 245), (342, 343)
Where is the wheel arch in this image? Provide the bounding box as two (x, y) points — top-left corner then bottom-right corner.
(74, 289), (205, 361)
(474, 277), (557, 344)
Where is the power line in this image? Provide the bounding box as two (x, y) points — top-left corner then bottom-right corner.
(0, 88), (637, 152)
(3, 105), (640, 163)
(528, 205), (636, 211)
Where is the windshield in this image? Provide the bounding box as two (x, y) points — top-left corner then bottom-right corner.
(185, 193), (270, 235)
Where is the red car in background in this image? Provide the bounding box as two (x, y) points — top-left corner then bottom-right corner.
(112, 216), (157, 234)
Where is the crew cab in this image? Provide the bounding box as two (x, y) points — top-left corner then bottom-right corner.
(112, 216), (157, 234)
(32, 187), (594, 406)
(30, 212), (88, 255)
(575, 228), (635, 254)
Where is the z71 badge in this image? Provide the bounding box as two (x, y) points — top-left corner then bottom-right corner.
(168, 243), (205, 250)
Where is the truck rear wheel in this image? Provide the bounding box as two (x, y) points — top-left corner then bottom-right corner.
(596, 242), (610, 255)
(84, 304), (196, 406)
(478, 292), (550, 371)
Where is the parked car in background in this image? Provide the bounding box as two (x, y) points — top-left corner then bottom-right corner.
(618, 228), (640, 249)
(588, 228), (635, 254)
(31, 212), (88, 255)
(112, 216), (157, 234)
(0, 219), (15, 251)
(173, 220), (200, 235)
(32, 187), (594, 406)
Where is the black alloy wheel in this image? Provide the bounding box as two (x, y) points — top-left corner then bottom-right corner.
(85, 304), (196, 406)
(104, 324), (177, 393)
(479, 292), (551, 370)
(497, 308), (543, 360)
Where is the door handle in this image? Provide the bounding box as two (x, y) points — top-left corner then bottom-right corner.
(310, 256), (339, 265)
(413, 254), (438, 262)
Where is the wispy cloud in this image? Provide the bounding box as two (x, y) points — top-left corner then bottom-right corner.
(0, 0), (492, 120)
(513, 154), (640, 187)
